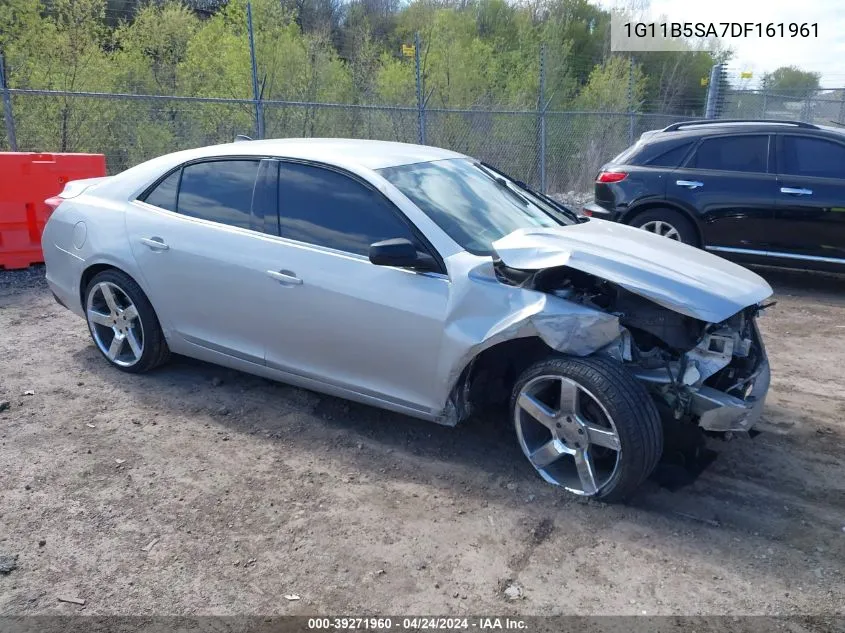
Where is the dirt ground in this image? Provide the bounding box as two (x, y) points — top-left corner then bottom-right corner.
(0, 264), (844, 618)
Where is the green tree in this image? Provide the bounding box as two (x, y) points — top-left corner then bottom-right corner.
(113, 2), (199, 95)
(0, 0), (44, 58)
(762, 66), (821, 96)
(5, 0), (115, 153)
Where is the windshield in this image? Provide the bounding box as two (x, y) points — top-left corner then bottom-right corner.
(378, 158), (567, 255)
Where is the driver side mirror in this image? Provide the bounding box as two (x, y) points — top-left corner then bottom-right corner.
(369, 238), (439, 272)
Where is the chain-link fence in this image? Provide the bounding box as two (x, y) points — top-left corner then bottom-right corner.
(14, 66), (844, 195)
(0, 87), (695, 195)
(722, 88), (845, 126)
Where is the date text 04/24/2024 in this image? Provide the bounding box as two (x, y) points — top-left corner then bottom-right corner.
(307, 617), (528, 630)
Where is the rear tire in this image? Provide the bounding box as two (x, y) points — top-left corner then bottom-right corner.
(84, 269), (170, 373)
(629, 208), (697, 245)
(510, 356), (663, 503)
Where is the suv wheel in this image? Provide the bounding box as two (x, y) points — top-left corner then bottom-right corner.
(510, 356), (663, 502)
(629, 209), (697, 245)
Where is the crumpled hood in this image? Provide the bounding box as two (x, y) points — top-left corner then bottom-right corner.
(492, 218), (773, 323)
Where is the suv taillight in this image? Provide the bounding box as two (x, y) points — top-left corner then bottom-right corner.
(596, 171), (628, 183)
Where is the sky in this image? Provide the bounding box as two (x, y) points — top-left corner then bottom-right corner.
(596, 0), (845, 88)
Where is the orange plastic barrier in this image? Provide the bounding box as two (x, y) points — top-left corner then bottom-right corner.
(0, 152), (106, 269)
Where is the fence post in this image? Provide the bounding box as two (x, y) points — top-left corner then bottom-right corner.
(704, 63), (724, 119)
(414, 32), (425, 145)
(761, 78), (768, 119)
(0, 52), (18, 151)
(538, 44), (547, 194)
(627, 55), (635, 145)
(246, 2), (264, 139)
(801, 93), (812, 123)
(839, 89), (845, 125)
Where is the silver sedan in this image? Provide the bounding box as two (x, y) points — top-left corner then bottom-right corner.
(42, 139), (773, 501)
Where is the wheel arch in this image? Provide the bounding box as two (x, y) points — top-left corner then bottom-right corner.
(620, 201), (704, 247)
(449, 336), (563, 422)
(79, 262), (150, 314)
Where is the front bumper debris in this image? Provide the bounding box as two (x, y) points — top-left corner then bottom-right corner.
(690, 359), (770, 433)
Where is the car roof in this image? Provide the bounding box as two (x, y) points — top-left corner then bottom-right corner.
(183, 138), (468, 170)
(641, 120), (845, 143)
(102, 138), (471, 200)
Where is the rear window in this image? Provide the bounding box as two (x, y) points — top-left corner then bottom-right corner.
(610, 143), (643, 165)
(689, 135), (768, 173)
(609, 139), (691, 168)
(177, 160), (260, 229)
(143, 170), (179, 211)
(646, 143), (692, 167)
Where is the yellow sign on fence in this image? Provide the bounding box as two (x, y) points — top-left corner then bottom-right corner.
(740, 71), (753, 79)
(402, 44), (415, 58)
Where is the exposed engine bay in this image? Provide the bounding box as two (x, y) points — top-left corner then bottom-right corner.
(493, 260), (771, 436)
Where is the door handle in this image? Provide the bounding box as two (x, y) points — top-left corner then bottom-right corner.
(266, 269), (303, 285)
(676, 180), (703, 189)
(140, 237), (169, 251)
(780, 187), (813, 196)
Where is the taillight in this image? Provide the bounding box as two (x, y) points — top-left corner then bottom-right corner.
(596, 171), (628, 183)
(581, 208), (593, 217)
(44, 196), (64, 213)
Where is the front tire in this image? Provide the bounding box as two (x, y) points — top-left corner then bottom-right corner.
(84, 269), (170, 373)
(510, 356), (662, 502)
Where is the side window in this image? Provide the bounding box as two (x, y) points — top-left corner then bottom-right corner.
(277, 162), (419, 257)
(177, 160), (260, 229)
(781, 136), (845, 179)
(646, 143), (692, 167)
(690, 136), (768, 173)
(142, 170), (180, 211)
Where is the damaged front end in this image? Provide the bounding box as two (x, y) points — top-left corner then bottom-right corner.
(493, 257), (771, 437)
(627, 302), (770, 435)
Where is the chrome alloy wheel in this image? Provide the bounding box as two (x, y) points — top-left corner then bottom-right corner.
(514, 375), (622, 496)
(640, 220), (680, 240)
(86, 281), (145, 367)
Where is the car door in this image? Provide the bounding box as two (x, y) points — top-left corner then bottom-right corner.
(126, 158), (279, 364)
(667, 134), (778, 252)
(261, 161), (450, 416)
(772, 133), (845, 264)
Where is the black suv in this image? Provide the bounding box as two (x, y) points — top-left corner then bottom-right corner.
(583, 119), (845, 272)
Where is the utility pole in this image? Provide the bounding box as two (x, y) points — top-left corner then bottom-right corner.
(414, 32), (425, 145)
(247, 3), (264, 139)
(538, 44), (547, 194)
(627, 56), (635, 145)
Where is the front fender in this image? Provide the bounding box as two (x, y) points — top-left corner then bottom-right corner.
(431, 254), (624, 425)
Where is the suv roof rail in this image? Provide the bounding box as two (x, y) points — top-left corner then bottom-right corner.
(661, 119), (819, 132)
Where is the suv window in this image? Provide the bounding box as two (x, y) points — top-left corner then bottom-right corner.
(781, 136), (845, 179)
(689, 135), (768, 173)
(142, 170), (180, 211)
(177, 160), (261, 229)
(646, 143), (692, 167)
(277, 162), (419, 257)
